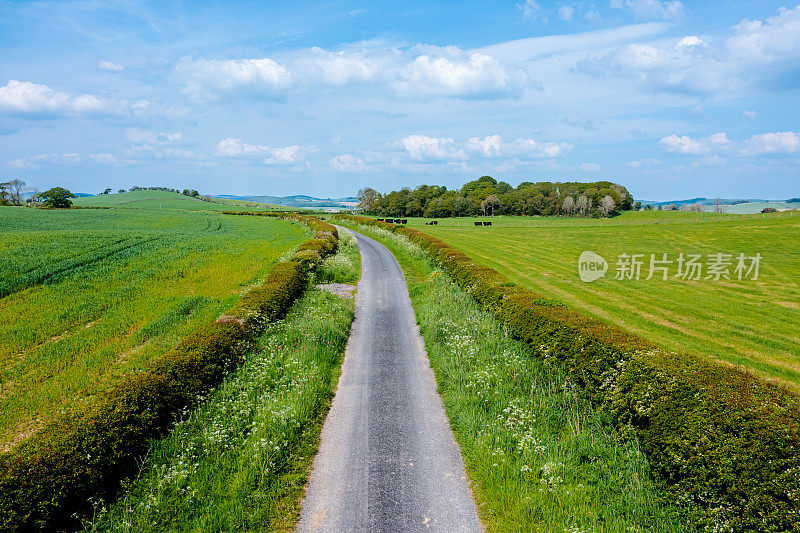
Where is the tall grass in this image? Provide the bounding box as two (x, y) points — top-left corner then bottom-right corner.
(343, 222), (689, 532)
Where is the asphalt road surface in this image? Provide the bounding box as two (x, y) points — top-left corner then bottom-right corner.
(297, 229), (482, 532)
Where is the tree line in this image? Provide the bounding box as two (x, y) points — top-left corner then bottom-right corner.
(357, 176), (634, 218)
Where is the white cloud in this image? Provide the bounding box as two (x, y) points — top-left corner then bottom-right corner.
(659, 132), (730, 154)
(291, 46), (395, 86)
(395, 48), (529, 99)
(626, 158), (662, 168)
(676, 35), (703, 48)
(580, 162), (602, 172)
(610, 0), (684, 21)
(504, 137), (572, 158)
(179, 45), (531, 101)
(741, 132), (800, 155)
(329, 154), (368, 172)
(98, 61), (123, 72)
(420, 134), (574, 160)
(216, 138), (305, 165)
(401, 135), (466, 161)
(743, 110), (757, 118)
(659, 131), (800, 157)
(177, 57), (293, 100)
(0, 80), (108, 115)
(465, 135), (504, 157)
(558, 6), (575, 21)
(585, 6), (800, 97)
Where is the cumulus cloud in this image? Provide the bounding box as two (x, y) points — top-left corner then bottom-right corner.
(580, 162), (602, 172)
(659, 132), (730, 154)
(583, 5), (800, 97)
(0, 80), (108, 115)
(177, 57), (293, 100)
(659, 131), (800, 156)
(178, 44), (532, 101)
(741, 132), (800, 155)
(329, 154), (368, 172)
(216, 137), (305, 165)
(395, 48), (530, 99)
(610, 0), (684, 21)
(98, 61), (123, 72)
(400, 134), (571, 162)
(401, 135), (466, 161)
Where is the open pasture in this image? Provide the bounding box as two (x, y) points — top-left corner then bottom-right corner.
(0, 206), (308, 450)
(418, 211), (800, 389)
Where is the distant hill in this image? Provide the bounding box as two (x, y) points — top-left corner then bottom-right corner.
(72, 190), (283, 212)
(639, 197), (799, 214)
(216, 194), (358, 209)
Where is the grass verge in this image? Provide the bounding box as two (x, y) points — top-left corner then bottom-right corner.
(340, 221), (688, 532)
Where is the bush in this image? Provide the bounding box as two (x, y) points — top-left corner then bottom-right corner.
(0, 214), (339, 532)
(335, 214), (800, 532)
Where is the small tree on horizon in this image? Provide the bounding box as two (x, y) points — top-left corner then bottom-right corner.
(39, 187), (75, 208)
(103, 188), (112, 195)
(357, 187), (380, 212)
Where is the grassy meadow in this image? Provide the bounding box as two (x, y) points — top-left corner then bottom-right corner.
(338, 220), (689, 532)
(409, 210), (800, 389)
(85, 228), (360, 532)
(72, 190), (284, 211)
(0, 206), (309, 450)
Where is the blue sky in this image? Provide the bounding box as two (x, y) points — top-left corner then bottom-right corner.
(1, 0), (798, 200)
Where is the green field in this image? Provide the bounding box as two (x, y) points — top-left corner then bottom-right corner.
(72, 190), (285, 211)
(0, 206), (309, 450)
(86, 230), (360, 531)
(413, 211), (800, 389)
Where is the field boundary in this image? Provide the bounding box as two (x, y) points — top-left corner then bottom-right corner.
(0, 213), (338, 531)
(335, 214), (800, 532)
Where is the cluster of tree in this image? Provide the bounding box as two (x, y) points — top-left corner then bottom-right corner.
(357, 177), (633, 218)
(101, 186), (201, 197)
(0, 179), (26, 206)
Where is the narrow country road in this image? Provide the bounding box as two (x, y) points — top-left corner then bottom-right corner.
(297, 230), (482, 533)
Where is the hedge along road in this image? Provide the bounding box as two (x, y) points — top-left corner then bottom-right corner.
(298, 229), (482, 532)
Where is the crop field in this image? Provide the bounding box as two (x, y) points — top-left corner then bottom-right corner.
(0, 206), (309, 450)
(413, 211), (800, 389)
(72, 190), (284, 211)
